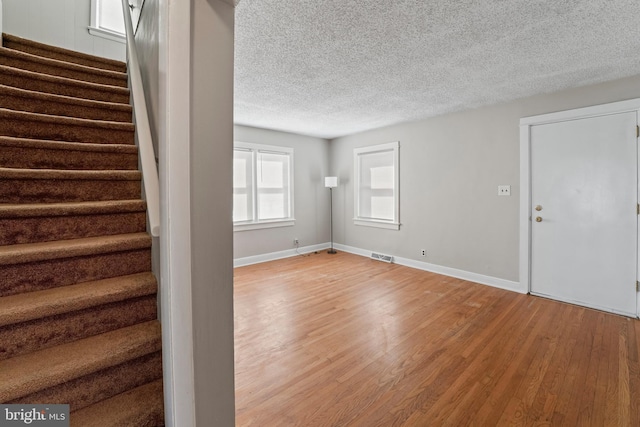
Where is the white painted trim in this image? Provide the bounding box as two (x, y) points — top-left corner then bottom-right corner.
(0, 0), (3, 44)
(234, 219), (295, 232)
(234, 243), (331, 267)
(520, 98), (640, 319)
(233, 141), (295, 226)
(158, 0), (196, 424)
(121, 0), (160, 237)
(531, 291), (637, 318)
(353, 219), (400, 230)
(520, 98), (640, 126)
(90, 0), (126, 43)
(353, 141), (400, 228)
(333, 244), (523, 293)
(88, 26), (126, 43)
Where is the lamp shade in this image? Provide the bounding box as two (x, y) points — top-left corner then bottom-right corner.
(325, 176), (338, 188)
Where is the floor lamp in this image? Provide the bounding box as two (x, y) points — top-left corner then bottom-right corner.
(325, 177), (338, 254)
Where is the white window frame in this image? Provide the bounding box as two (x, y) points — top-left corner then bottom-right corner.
(353, 141), (400, 230)
(89, 0), (126, 43)
(233, 142), (295, 232)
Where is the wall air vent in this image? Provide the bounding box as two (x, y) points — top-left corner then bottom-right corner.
(371, 252), (394, 263)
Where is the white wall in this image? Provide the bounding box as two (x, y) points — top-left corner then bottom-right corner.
(234, 125), (331, 260)
(330, 74), (640, 285)
(190, 0), (235, 425)
(2, 0), (125, 61)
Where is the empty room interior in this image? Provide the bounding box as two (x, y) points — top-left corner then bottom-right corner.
(232, 1), (640, 425)
(1, 0), (640, 425)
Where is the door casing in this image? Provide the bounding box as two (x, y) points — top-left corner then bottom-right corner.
(520, 98), (640, 318)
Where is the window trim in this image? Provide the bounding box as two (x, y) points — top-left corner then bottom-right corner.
(89, 0), (126, 44)
(353, 141), (400, 230)
(233, 141), (295, 232)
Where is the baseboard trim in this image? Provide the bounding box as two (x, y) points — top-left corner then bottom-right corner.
(234, 243), (331, 268)
(333, 243), (524, 294)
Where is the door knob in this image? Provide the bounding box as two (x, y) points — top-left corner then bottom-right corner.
(535, 216), (542, 222)
(535, 205), (542, 211)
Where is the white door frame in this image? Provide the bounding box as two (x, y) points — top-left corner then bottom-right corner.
(519, 98), (640, 318)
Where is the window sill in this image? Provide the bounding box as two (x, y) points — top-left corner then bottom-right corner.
(353, 219), (400, 230)
(234, 219), (295, 232)
(88, 26), (126, 44)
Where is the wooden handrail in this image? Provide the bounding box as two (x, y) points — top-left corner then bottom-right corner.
(121, 0), (160, 237)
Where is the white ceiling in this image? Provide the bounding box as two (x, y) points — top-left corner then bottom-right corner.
(234, 0), (640, 139)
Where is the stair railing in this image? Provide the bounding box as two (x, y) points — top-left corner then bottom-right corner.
(121, 0), (160, 237)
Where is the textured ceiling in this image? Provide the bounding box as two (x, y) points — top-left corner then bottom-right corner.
(234, 0), (640, 139)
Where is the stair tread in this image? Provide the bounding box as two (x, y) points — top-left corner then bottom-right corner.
(0, 84), (132, 112)
(70, 379), (164, 427)
(0, 200), (146, 218)
(2, 33), (127, 73)
(0, 136), (138, 153)
(0, 272), (156, 327)
(0, 108), (135, 130)
(0, 46), (127, 83)
(0, 320), (161, 402)
(0, 64), (130, 99)
(0, 232), (151, 266)
(0, 167), (141, 180)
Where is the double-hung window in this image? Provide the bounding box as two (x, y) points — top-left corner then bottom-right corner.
(353, 141), (400, 230)
(233, 142), (294, 231)
(90, 0), (126, 42)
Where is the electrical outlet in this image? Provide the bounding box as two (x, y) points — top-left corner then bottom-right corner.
(498, 185), (511, 196)
(421, 249), (426, 257)
(294, 238), (299, 246)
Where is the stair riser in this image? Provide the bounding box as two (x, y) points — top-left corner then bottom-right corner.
(10, 352), (162, 412)
(0, 212), (147, 245)
(0, 145), (138, 170)
(3, 38), (127, 73)
(0, 296), (157, 360)
(0, 71), (130, 103)
(0, 55), (127, 87)
(0, 93), (132, 122)
(0, 249), (152, 297)
(0, 117), (134, 144)
(0, 179), (141, 203)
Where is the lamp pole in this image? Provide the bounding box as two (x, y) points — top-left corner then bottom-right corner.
(328, 187), (336, 254)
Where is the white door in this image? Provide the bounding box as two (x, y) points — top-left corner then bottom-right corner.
(530, 112), (638, 316)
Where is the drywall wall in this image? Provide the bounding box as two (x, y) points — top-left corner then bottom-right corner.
(2, 0), (125, 61)
(134, 0), (159, 154)
(233, 125), (331, 259)
(330, 74), (640, 284)
(191, 0), (235, 426)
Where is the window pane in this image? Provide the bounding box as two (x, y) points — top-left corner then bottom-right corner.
(257, 152), (290, 220)
(358, 150), (394, 220)
(233, 194), (251, 222)
(371, 166), (394, 189)
(233, 150), (253, 222)
(99, 0), (125, 34)
(371, 196), (394, 219)
(258, 193), (285, 220)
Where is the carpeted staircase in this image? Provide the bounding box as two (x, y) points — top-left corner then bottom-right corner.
(0, 33), (164, 426)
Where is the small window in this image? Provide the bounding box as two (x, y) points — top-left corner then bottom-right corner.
(234, 142), (295, 231)
(89, 0), (126, 43)
(354, 141), (400, 230)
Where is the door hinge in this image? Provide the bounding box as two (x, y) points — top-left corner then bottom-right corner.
(637, 204), (639, 215)
(637, 281), (639, 292)
(637, 125), (639, 138)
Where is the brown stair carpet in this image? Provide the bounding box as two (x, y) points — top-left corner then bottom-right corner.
(0, 34), (164, 425)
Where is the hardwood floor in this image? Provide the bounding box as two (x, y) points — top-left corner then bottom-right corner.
(234, 251), (640, 426)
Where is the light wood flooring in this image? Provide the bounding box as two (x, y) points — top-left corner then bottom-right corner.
(234, 251), (640, 426)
